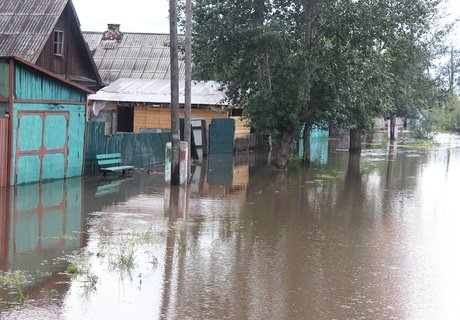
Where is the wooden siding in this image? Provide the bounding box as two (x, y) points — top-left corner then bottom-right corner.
(15, 64), (86, 102)
(133, 107), (227, 133)
(0, 118), (8, 187)
(0, 60), (9, 99)
(35, 3), (99, 86)
(231, 116), (251, 138)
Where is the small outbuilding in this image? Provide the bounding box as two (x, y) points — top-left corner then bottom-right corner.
(88, 78), (232, 134)
(0, 56), (92, 186)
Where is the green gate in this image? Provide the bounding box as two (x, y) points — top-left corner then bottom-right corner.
(15, 111), (69, 184)
(209, 118), (234, 154)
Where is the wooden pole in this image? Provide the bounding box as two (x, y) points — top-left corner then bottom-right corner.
(184, 0), (192, 181)
(170, 0), (180, 185)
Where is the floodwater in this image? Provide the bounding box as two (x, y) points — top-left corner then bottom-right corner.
(1, 133), (460, 320)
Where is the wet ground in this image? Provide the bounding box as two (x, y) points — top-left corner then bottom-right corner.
(1, 133), (460, 319)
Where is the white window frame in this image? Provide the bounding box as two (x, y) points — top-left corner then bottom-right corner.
(53, 30), (64, 56)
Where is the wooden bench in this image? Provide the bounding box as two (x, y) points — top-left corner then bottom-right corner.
(96, 153), (135, 175)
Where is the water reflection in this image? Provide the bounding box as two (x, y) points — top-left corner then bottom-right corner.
(3, 135), (460, 319)
(0, 178), (85, 316)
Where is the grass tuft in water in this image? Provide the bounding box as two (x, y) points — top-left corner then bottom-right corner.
(402, 139), (440, 150)
(0, 270), (29, 305)
(65, 253), (98, 292)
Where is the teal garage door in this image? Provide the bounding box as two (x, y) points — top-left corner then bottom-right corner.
(16, 111), (69, 184)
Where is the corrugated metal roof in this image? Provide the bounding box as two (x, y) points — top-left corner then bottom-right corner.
(88, 78), (229, 106)
(83, 31), (185, 84)
(0, 0), (68, 62)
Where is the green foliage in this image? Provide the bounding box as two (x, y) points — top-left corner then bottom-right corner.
(410, 109), (441, 139)
(66, 253), (98, 292)
(0, 270), (29, 305)
(439, 94), (460, 132)
(66, 264), (81, 276)
(192, 0), (449, 161)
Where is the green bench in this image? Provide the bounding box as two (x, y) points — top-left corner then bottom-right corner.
(96, 153), (135, 175)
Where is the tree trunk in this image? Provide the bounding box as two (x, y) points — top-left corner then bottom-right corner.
(302, 123), (312, 163)
(389, 114), (396, 142)
(349, 128), (362, 153)
(347, 151), (361, 178)
(273, 131), (293, 169)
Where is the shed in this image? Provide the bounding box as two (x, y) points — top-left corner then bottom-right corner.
(88, 78), (233, 134)
(0, 56), (92, 186)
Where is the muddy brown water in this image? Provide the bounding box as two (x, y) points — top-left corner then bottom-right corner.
(1, 133), (460, 319)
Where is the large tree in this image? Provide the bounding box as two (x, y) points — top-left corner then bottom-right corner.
(192, 0), (446, 165)
(193, 0), (315, 168)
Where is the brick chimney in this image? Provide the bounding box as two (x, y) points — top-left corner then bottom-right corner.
(102, 24), (123, 42)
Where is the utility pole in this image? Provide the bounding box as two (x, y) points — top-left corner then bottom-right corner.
(184, 0), (192, 181)
(170, 0), (180, 185)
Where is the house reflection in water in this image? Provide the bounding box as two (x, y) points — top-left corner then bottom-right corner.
(0, 178), (86, 295)
(192, 153), (252, 200)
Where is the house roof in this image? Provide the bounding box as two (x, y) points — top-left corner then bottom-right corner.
(88, 78), (228, 106)
(0, 0), (69, 62)
(83, 31), (185, 85)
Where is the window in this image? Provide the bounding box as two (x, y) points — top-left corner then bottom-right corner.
(53, 30), (64, 56)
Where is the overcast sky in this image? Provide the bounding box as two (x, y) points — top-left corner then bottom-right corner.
(72, 0), (170, 33)
(73, 0), (459, 42)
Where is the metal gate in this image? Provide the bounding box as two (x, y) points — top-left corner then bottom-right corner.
(0, 117), (8, 187)
(15, 111), (69, 184)
(209, 118), (235, 154)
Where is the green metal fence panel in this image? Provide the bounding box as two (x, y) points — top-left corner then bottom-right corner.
(209, 118), (234, 154)
(298, 124), (329, 165)
(85, 122), (171, 175)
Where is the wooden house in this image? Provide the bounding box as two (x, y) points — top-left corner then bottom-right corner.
(83, 25), (253, 155)
(0, 56), (92, 186)
(88, 78), (232, 134)
(0, 0), (102, 90)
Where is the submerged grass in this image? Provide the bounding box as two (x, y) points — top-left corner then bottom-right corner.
(312, 169), (344, 182)
(0, 270), (29, 306)
(65, 252), (98, 292)
(401, 139), (440, 150)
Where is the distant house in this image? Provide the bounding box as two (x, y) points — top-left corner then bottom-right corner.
(84, 25), (253, 156)
(0, 0), (102, 90)
(88, 78), (230, 135)
(0, 56), (92, 186)
(83, 24), (185, 85)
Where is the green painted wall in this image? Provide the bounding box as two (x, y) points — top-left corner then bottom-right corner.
(0, 60), (9, 99)
(11, 103), (86, 184)
(15, 64), (86, 102)
(298, 125), (329, 165)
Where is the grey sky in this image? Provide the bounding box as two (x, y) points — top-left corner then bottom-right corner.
(73, 0), (458, 44)
(72, 0), (170, 33)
